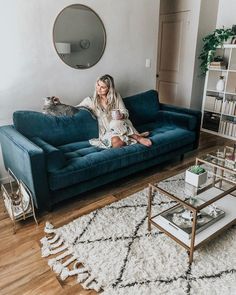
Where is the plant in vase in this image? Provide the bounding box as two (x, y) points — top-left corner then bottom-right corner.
(185, 165), (208, 187)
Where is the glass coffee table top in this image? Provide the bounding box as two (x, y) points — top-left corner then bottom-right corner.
(155, 170), (236, 210)
(198, 146), (236, 171)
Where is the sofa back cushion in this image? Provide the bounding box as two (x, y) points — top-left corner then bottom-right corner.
(13, 110), (98, 146)
(123, 90), (160, 126)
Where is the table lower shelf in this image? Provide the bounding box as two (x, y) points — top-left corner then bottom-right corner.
(151, 187), (236, 248)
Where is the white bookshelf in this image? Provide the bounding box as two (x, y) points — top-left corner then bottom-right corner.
(201, 45), (236, 139)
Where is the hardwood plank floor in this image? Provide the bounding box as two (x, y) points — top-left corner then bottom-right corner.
(0, 132), (234, 295)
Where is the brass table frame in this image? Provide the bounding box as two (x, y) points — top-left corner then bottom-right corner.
(195, 155), (236, 186)
(147, 173), (236, 263)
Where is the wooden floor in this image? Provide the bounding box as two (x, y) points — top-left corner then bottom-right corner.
(0, 132), (234, 295)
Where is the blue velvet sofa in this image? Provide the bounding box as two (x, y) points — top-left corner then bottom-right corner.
(0, 90), (201, 211)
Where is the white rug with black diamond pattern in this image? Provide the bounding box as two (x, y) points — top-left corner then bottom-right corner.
(41, 173), (236, 295)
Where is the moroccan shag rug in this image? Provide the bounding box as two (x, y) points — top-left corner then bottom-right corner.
(41, 173), (236, 295)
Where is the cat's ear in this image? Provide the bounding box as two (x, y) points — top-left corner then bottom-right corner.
(52, 96), (61, 105)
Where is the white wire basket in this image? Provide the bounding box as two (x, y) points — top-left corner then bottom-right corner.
(1, 169), (38, 233)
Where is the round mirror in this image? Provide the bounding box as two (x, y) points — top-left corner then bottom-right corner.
(53, 4), (106, 69)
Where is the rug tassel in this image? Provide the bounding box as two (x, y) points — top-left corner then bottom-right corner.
(49, 238), (64, 249)
(47, 233), (60, 244)
(41, 244), (67, 257)
(83, 274), (96, 289)
(54, 255), (78, 276)
(48, 250), (72, 268)
(60, 267), (70, 280)
(53, 261), (64, 274)
(77, 273), (89, 283)
(48, 251), (73, 274)
(60, 260), (89, 281)
(44, 221), (55, 234)
(89, 281), (102, 292)
(60, 267), (81, 281)
(40, 236), (62, 250)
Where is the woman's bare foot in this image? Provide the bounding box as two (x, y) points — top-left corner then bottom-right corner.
(111, 136), (126, 148)
(130, 134), (152, 147)
(139, 131), (150, 137)
(137, 136), (152, 146)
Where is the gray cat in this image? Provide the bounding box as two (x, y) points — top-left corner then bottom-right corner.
(42, 96), (80, 116)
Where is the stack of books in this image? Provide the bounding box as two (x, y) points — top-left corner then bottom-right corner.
(209, 61), (227, 70)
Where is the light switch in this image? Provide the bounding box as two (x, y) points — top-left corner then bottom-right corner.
(145, 59), (151, 68)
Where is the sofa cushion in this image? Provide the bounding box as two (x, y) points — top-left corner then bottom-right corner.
(32, 137), (66, 172)
(13, 110), (98, 146)
(123, 90), (160, 126)
(49, 125), (196, 190)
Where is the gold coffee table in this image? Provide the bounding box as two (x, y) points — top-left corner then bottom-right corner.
(147, 165), (236, 263)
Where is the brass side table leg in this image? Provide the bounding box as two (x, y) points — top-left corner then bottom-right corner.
(219, 169), (223, 188)
(148, 185), (153, 231)
(213, 166), (217, 186)
(189, 210), (197, 264)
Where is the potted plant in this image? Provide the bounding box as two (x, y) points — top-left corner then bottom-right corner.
(185, 165), (207, 187)
(199, 27), (235, 76)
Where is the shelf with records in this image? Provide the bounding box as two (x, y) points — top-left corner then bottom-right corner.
(201, 45), (236, 139)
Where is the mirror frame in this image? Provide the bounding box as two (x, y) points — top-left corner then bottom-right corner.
(53, 4), (107, 69)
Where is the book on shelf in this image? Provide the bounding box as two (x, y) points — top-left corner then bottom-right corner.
(219, 120), (236, 137)
(209, 61), (227, 70)
(158, 198), (225, 239)
(204, 96), (222, 112)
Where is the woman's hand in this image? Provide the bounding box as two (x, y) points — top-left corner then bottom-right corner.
(111, 110), (124, 120)
(116, 112), (124, 120)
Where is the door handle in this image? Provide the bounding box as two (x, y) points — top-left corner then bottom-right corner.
(156, 74), (159, 78)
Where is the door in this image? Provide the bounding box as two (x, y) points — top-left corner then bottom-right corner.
(157, 11), (191, 106)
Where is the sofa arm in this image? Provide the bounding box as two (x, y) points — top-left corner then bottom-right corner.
(157, 111), (197, 131)
(160, 103), (202, 118)
(0, 125), (50, 210)
(159, 103), (202, 148)
(31, 137), (66, 172)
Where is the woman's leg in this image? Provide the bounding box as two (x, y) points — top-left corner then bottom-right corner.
(130, 134), (152, 147)
(111, 136), (126, 148)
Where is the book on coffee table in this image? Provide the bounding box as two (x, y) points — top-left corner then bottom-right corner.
(158, 198), (225, 239)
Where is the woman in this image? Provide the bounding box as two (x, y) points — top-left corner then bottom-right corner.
(77, 74), (152, 148)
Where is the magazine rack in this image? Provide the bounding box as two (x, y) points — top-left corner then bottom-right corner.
(1, 169), (38, 233)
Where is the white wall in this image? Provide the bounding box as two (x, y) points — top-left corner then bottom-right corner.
(216, 0), (236, 28)
(191, 0), (219, 110)
(0, 0), (160, 181)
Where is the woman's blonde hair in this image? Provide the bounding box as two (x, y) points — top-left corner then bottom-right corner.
(93, 74), (117, 111)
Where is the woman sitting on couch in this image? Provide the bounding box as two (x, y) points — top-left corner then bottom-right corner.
(77, 74), (152, 148)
